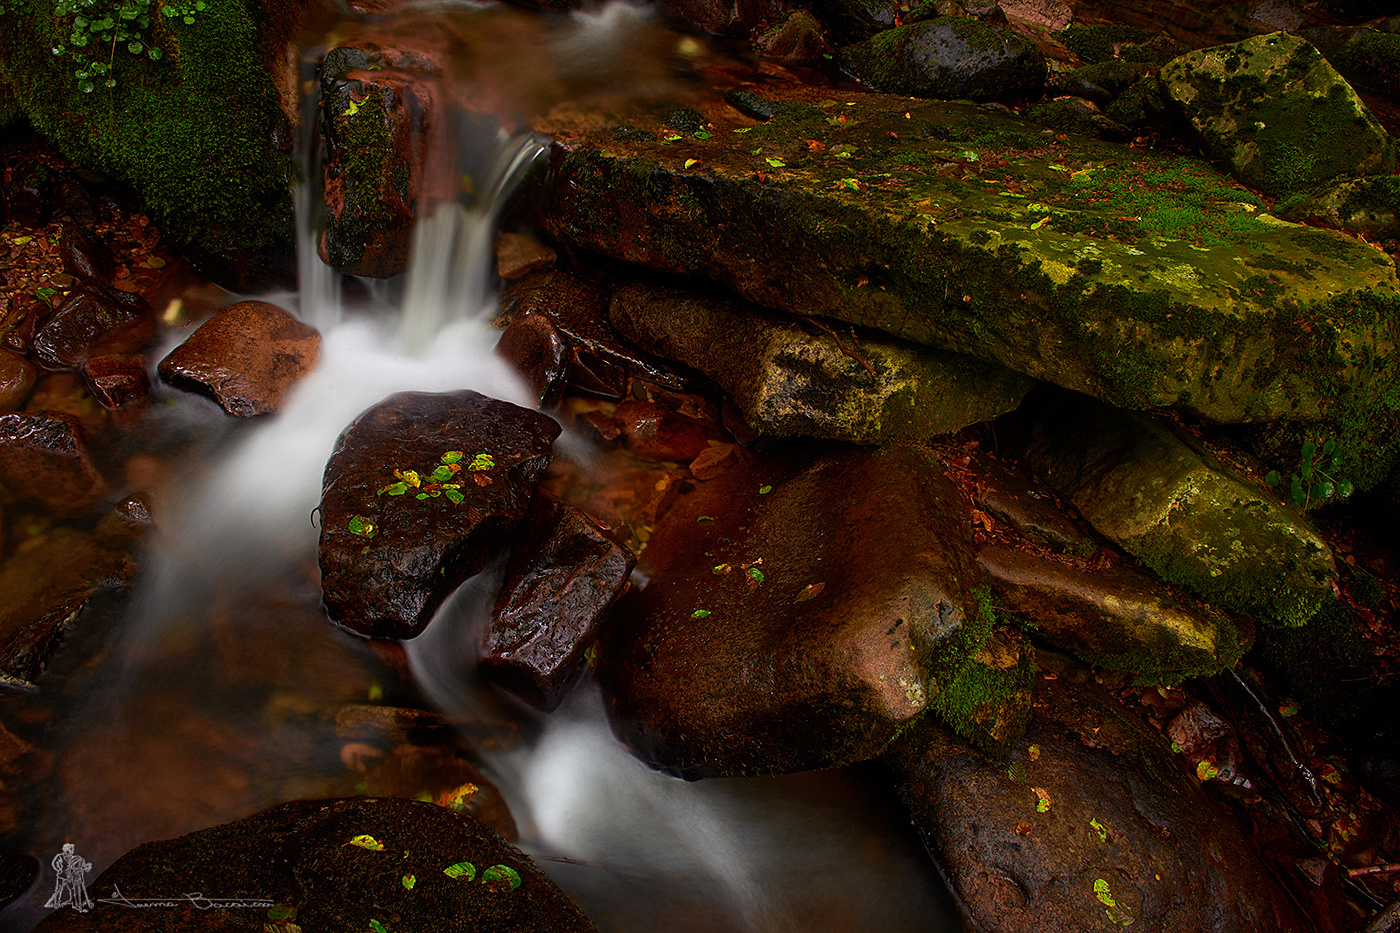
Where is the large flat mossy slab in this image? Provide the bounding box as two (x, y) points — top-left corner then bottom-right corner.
(532, 87), (1400, 424)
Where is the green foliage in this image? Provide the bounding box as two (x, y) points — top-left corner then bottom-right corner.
(48, 0), (176, 93)
(1264, 436), (1354, 510)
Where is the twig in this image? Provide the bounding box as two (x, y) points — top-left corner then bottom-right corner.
(809, 318), (878, 378)
(1352, 865), (1400, 879)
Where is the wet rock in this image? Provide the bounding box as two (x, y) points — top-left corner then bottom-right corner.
(94, 493), (157, 547)
(810, 0), (900, 44)
(496, 311), (570, 406)
(610, 282), (1031, 443)
(6, 160), (54, 228)
(1025, 396), (1338, 628)
(81, 354), (150, 414)
(0, 528), (133, 690)
(886, 676), (1314, 933)
(967, 452), (1094, 554)
(482, 492), (634, 711)
(319, 45), (432, 278)
(58, 223), (115, 282)
(534, 87), (1400, 423)
(498, 269), (684, 401)
(978, 545), (1246, 681)
(0, 846), (37, 911)
(756, 11), (835, 66)
(318, 390), (560, 639)
(157, 301), (320, 417)
(29, 797), (597, 933)
(1277, 175), (1400, 242)
(936, 623), (1036, 758)
(598, 443), (984, 778)
(0, 349), (37, 412)
(496, 230), (556, 279)
(31, 283), (155, 371)
(602, 399), (727, 461)
(839, 18), (1048, 102)
(1161, 32), (1391, 198)
(0, 411), (107, 517)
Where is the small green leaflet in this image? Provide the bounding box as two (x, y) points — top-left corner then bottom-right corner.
(347, 515), (376, 537)
(445, 489), (464, 505)
(694, 131), (713, 139)
(347, 834), (385, 851)
(765, 157), (785, 168)
(369, 921), (388, 933)
(758, 485), (772, 494)
(481, 865), (522, 892)
(267, 904), (296, 922)
(469, 453), (495, 471)
(692, 609), (711, 618)
(443, 861), (476, 880)
(1090, 818), (1108, 843)
(379, 482), (409, 497)
(428, 464), (456, 483)
(1093, 878), (1133, 926)
(1197, 759), (1219, 781)
(344, 98), (361, 117)
(1093, 878), (1116, 906)
(697, 516), (715, 522)
(402, 874), (416, 890)
(747, 568), (765, 585)
(441, 451), (464, 463)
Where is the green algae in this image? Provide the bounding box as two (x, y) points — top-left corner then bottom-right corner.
(928, 585), (1032, 757)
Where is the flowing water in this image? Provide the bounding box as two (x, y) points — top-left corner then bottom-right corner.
(1, 4), (962, 930)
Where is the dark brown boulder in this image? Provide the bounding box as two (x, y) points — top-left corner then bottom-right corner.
(0, 349), (37, 412)
(494, 311), (570, 407)
(5, 160), (54, 228)
(30, 797), (597, 933)
(81, 354), (150, 413)
(0, 411), (107, 517)
(319, 390), (560, 639)
(31, 283), (155, 371)
(58, 223), (115, 282)
(598, 443), (983, 778)
(157, 301), (320, 417)
(886, 675), (1314, 933)
(482, 491), (635, 711)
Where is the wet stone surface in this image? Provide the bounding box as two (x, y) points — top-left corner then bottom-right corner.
(30, 797), (597, 932)
(0, 411), (107, 518)
(598, 442), (981, 778)
(157, 300), (320, 417)
(318, 390), (560, 639)
(31, 282), (155, 371)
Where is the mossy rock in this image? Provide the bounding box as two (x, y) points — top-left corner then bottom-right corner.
(1276, 175), (1400, 243)
(1327, 27), (1400, 101)
(0, 0), (294, 288)
(530, 85), (1400, 425)
(1160, 31), (1392, 199)
(839, 17), (1046, 103)
(1057, 24), (1151, 64)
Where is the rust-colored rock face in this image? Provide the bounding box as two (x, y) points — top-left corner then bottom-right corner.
(0, 411), (108, 517)
(158, 301), (321, 417)
(31, 282), (155, 370)
(598, 443), (979, 778)
(318, 390), (560, 639)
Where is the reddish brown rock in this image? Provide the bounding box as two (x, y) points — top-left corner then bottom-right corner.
(886, 675), (1313, 933)
(495, 311), (569, 407)
(318, 390), (560, 639)
(31, 283), (155, 370)
(58, 223), (115, 282)
(0, 349), (37, 412)
(598, 443), (981, 778)
(0, 411), (107, 517)
(81, 354), (150, 413)
(969, 452), (1094, 555)
(482, 491), (635, 711)
(158, 301), (320, 416)
(496, 230), (557, 279)
(609, 399), (725, 462)
(30, 797), (597, 933)
(0, 528), (133, 689)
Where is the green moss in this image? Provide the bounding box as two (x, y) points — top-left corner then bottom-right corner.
(0, 0), (291, 277)
(1057, 24), (1150, 64)
(1332, 28), (1400, 99)
(928, 587), (1032, 758)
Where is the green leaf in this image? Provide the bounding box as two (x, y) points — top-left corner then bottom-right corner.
(441, 450), (464, 463)
(347, 515), (376, 538)
(691, 609), (711, 618)
(694, 131), (713, 139)
(369, 921), (388, 933)
(379, 481), (409, 496)
(415, 493), (429, 500)
(267, 904), (296, 922)
(758, 485), (772, 494)
(469, 453), (495, 471)
(1337, 479), (1355, 498)
(444, 489), (464, 505)
(747, 568), (765, 585)
(697, 516), (714, 522)
(765, 157), (785, 168)
(348, 834), (386, 851)
(1264, 470), (1281, 486)
(1322, 438), (1335, 457)
(443, 861), (476, 880)
(481, 865), (522, 891)
(428, 465), (455, 484)
(1090, 818), (1108, 843)
(1289, 475), (1305, 505)
(147, 46), (161, 59)
(1315, 480), (1335, 500)
(1300, 440), (1316, 467)
(1093, 878), (1116, 907)
(402, 874), (416, 890)
(182, 14), (194, 23)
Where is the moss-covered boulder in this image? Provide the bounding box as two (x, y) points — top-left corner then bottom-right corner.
(1277, 174), (1400, 242)
(1024, 395), (1337, 629)
(530, 86), (1400, 425)
(838, 17), (1047, 102)
(0, 0), (296, 288)
(1160, 32), (1391, 198)
(608, 280), (1032, 443)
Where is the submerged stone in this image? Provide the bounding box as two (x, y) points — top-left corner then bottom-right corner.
(978, 545), (1246, 681)
(81, 354), (150, 415)
(318, 390), (559, 639)
(886, 676), (1314, 933)
(158, 301), (320, 417)
(482, 492), (634, 711)
(30, 797), (596, 933)
(0, 411), (107, 518)
(609, 281), (1031, 443)
(598, 443), (982, 778)
(531, 86), (1400, 423)
(1160, 32), (1391, 198)
(0, 349), (37, 412)
(1024, 396), (1337, 628)
(839, 17), (1048, 102)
